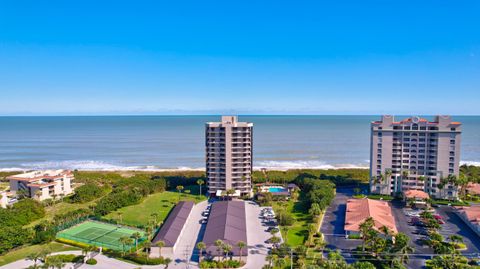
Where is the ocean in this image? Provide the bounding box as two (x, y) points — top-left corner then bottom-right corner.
(0, 115), (479, 171)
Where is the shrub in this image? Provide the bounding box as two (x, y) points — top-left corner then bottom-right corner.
(48, 254), (84, 263)
(56, 238), (93, 249)
(348, 234), (362, 239)
(70, 184), (105, 203)
(123, 254), (169, 265)
(86, 258), (97, 265)
(276, 210), (294, 226)
(200, 260), (243, 268)
(102, 251), (171, 265)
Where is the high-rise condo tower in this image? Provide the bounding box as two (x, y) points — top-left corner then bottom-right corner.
(370, 115), (461, 199)
(206, 116), (253, 197)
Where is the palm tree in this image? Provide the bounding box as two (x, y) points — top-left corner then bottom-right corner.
(380, 225), (390, 238)
(438, 177), (447, 199)
(196, 241), (206, 262)
(226, 189), (235, 199)
(125, 238), (134, 253)
(150, 213), (159, 226)
(86, 245), (97, 259)
(131, 232), (142, 251)
(359, 217), (374, 251)
(39, 246), (52, 263)
(447, 174), (459, 200)
(384, 169), (393, 194)
(117, 212), (123, 225)
(119, 236), (130, 256)
(197, 179), (205, 196)
(144, 242), (152, 259)
(222, 243), (233, 260)
(266, 254), (275, 268)
(156, 240), (165, 257)
(26, 252), (41, 269)
(236, 241), (246, 262)
(145, 226), (153, 240)
(269, 236), (281, 247)
(176, 185), (184, 193)
(214, 239), (224, 260)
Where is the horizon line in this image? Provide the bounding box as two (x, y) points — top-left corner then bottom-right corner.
(1, 113), (480, 117)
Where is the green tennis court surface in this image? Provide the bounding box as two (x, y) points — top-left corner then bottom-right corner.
(57, 220), (146, 251)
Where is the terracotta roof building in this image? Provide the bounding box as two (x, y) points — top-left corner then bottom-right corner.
(203, 200), (248, 258)
(7, 170), (74, 201)
(466, 183), (480, 196)
(456, 205), (480, 237)
(404, 190), (430, 200)
(345, 198), (397, 236)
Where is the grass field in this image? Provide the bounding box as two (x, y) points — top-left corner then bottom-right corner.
(104, 188), (206, 227)
(26, 199), (97, 228)
(0, 242), (79, 266)
(57, 220), (146, 251)
(273, 200), (311, 246)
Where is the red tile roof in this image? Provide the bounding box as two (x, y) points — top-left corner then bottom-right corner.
(404, 190), (430, 199)
(457, 205), (480, 225)
(467, 183), (480, 196)
(345, 198), (397, 234)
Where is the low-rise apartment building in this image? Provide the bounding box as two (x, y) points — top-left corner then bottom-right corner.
(344, 198), (397, 238)
(456, 205), (480, 238)
(7, 170), (74, 201)
(370, 115), (461, 199)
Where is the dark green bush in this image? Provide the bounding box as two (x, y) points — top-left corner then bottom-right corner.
(200, 260), (243, 268)
(69, 183), (106, 203)
(86, 258), (97, 265)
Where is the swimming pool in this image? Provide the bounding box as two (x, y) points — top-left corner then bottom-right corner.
(269, 187), (288, 193)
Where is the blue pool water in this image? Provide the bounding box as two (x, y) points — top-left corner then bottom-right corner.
(269, 187), (287, 193)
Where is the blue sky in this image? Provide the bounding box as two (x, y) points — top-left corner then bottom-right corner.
(0, 0), (479, 115)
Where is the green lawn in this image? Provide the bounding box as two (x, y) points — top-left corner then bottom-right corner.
(272, 200), (311, 246)
(0, 242), (79, 266)
(27, 199), (97, 228)
(104, 189), (206, 227)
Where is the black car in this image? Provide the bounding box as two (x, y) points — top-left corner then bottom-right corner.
(417, 229), (429, 236)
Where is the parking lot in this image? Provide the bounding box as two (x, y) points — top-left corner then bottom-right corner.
(320, 187), (362, 262)
(391, 200), (480, 268)
(322, 188), (480, 269)
(244, 201), (282, 269)
(390, 200), (433, 269)
(435, 205), (480, 253)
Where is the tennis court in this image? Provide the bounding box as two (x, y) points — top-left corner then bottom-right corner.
(57, 220), (146, 251)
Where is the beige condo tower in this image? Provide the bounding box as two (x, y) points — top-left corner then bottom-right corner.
(206, 116), (253, 197)
(370, 115), (461, 199)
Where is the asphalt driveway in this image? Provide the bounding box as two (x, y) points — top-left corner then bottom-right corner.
(320, 187), (362, 262)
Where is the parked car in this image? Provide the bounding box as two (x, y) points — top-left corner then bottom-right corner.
(437, 219), (445, 224)
(433, 215), (443, 220)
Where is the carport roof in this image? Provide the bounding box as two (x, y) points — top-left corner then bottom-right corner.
(152, 200), (194, 247)
(203, 200), (248, 257)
